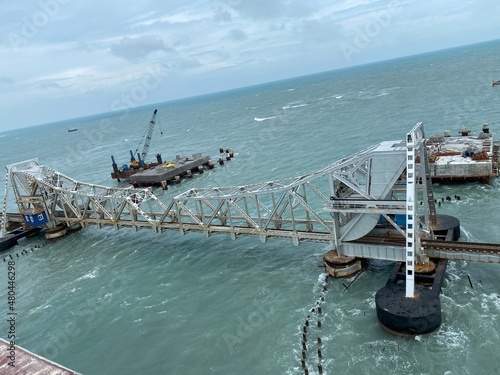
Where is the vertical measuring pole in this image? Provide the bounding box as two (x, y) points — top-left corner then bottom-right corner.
(1, 166), (11, 237)
(405, 128), (417, 298)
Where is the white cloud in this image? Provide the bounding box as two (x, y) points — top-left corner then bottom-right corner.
(226, 29), (247, 42)
(110, 35), (171, 61)
(36, 80), (64, 90)
(0, 76), (14, 85)
(301, 18), (344, 44)
(223, 0), (312, 19)
(0, 0), (499, 130)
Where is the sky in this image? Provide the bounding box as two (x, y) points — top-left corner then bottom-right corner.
(1, 0), (499, 131)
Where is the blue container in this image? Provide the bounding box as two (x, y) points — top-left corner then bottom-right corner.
(394, 214), (406, 227)
(378, 214), (407, 227)
(22, 209), (49, 226)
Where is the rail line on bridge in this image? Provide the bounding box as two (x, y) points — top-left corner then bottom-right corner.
(423, 239), (500, 263)
(1, 123), (499, 279)
(3, 122), (498, 338)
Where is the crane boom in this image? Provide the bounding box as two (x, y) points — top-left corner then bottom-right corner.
(141, 109), (158, 161)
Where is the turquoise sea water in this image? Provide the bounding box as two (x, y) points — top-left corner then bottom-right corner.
(1, 39), (500, 374)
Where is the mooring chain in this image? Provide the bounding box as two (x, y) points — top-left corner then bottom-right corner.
(2, 242), (49, 263)
(300, 272), (329, 374)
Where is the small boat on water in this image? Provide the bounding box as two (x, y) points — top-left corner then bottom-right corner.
(492, 80), (500, 86)
(68, 128), (77, 132)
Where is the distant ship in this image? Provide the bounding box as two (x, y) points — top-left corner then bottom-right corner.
(492, 80), (500, 86)
(68, 128), (77, 132)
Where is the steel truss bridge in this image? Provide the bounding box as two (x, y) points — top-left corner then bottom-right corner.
(1, 123), (499, 296)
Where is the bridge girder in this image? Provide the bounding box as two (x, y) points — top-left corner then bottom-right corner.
(4, 125), (499, 265)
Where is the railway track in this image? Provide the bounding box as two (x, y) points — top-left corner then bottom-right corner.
(354, 236), (500, 263)
(422, 239), (500, 263)
(423, 239), (500, 254)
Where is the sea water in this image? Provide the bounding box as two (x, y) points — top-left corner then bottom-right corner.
(0, 39), (499, 374)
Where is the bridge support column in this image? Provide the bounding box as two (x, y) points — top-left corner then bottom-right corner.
(374, 123), (454, 336)
(375, 259), (447, 335)
(322, 250), (361, 278)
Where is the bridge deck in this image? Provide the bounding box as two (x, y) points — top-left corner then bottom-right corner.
(0, 338), (80, 374)
(3, 127), (500, 265)
(45, 213), (500, 264)
(350, 236), (500, 263)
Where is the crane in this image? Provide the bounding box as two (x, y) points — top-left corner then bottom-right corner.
(134, 109), (160, 165)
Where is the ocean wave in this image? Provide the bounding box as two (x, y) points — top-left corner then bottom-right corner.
(254, 116), (277, 122)
(282, 103), (307, 110)
(28, 303), (51, 315)
(459, 226), (476, 241)
(76, 267), (99, 281)
(436, 326), (470, 349)
(356, 88), (395, 100)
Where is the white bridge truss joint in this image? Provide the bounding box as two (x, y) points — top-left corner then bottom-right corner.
(2, 125), (438, 271)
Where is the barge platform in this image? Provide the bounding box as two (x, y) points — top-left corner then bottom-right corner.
(112, 149), (234, 187)
(129, 153), (215, 188)
(426, 124), (499, 183)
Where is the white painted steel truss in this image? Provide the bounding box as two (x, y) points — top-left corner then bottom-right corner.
(166, 139), (412, 246)
(4, 125), (436, 275)
(6, 159), (169, 232)
(3, 124), (500, 291)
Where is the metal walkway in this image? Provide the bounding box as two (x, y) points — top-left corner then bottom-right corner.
(2, 123), (500, 270)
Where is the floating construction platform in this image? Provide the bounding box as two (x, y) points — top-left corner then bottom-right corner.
(109, 108), (234, 186)
(129, 153), (214, 188)
(111, 157), (159, 181)
(112, 149), (234, 187)
(426, 124), (499, 183)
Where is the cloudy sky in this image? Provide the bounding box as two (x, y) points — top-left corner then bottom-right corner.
(1, 0), (499, 131)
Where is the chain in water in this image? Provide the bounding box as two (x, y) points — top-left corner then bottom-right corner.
(299, 272), (329, 374)
(3, 241), (49, 262)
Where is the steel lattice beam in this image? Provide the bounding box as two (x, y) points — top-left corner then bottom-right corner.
(3, 126), (442, 261)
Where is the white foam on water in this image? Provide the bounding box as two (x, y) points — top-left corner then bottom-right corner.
(254, 116), (277, 122)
